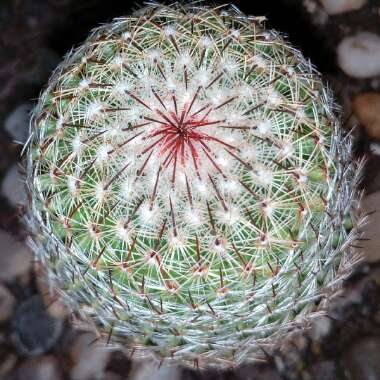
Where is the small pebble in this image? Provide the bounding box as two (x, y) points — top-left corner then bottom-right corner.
(311, 315), (332, 340)
(1, 164), (27, 207)
(314, 9), (329, 25)
(342, 338), (380, 380)
(70, 332), (110, 380)
(12, 295), (63, 356)
(104, 372), (124, 380)
(352, 92), (380, 140)
(0, 353), (17, 379)
(105, 350), (132, 378)
(11, 356), (63, 380)
(320, 0), (366, 15)
(0, 230), (32, 281)
(359, 191), (380, 262)
(303, 0), (329, 25)
(46, 297), (70, 320)
(0, 284), (16, 322)
(131, 361), (181, 380)
(369, 142), (380, 156)
(303, 0), (318, 13)
(4, 103), (33, 143)
(337, 32), (380, 78)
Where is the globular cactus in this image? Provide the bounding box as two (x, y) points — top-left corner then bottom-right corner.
(26, 2), (362, 367)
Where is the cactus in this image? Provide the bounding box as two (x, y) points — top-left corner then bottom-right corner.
(26, 2), (361, 367)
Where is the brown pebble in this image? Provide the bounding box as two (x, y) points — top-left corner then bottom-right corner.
(352, 92), (380, 140)
(0, 354), (17, 378)
(0, 230), (32, 281)
(70, 332), (110, 380)
(105, 350), (131, 377)
(360, 191), (380, 262)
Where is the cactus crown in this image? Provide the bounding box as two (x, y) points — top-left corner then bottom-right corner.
(27, 2), (360, 367)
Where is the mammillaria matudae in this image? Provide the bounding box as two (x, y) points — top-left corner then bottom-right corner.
(26, 2), (362, 367)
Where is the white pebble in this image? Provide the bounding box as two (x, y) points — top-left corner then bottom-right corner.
(312, 315), (332, 339)
(337, 32), (380, 78)
(303, 0), (318, 13)
(370, 142), (380, 156)
(320, 0), (366, 15)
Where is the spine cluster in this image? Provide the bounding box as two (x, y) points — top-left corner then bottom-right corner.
(26, 3), (361, 367)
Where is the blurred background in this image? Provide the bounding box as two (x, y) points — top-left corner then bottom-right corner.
(1, 0), (380, 379)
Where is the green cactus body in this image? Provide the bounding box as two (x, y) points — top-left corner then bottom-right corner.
(26, 3), (361, 367)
